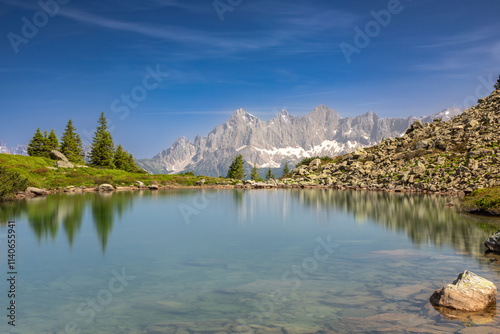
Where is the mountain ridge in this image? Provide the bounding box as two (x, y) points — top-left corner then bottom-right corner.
(138, 105), (463, 176)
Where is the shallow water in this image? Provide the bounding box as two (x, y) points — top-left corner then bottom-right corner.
(1, 189), (500, 333)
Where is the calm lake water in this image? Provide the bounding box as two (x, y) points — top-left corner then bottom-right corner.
(1, 189), (500, 334)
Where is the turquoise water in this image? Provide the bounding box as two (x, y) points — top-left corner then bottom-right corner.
(0, 189), (499, 333)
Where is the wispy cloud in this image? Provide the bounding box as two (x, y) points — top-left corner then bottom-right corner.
(415, 27), (500, 49)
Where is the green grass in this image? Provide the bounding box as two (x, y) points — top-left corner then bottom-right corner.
(0, 153), (220, 191)
(462, 187), (500, 215)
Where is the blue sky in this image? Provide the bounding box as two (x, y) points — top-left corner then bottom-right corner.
(1, 0), (499, 158)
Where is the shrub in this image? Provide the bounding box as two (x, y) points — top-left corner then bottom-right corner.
(0, 166), (29, 201)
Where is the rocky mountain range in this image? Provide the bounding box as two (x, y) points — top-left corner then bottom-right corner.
(0, 141), (27, 156)
(138, 105), (463, 177)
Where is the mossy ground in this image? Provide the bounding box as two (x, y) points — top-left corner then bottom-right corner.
(0, 153), (220, 190)
(462, 187), (500, 215)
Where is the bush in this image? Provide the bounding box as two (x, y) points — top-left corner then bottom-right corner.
(0, 166), (29, 201)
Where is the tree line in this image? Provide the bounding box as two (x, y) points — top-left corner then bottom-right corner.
(27, 113), (141, 172)
(226, 154), (290, 181)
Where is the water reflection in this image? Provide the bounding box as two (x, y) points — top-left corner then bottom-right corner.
(0, 192), (135, 252)
(1, 189), (499, 259)
(290, 189), (500, 274)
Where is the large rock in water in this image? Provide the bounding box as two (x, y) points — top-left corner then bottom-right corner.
(485, 230), (500, 252)
(50, 150), (69, 162)
(430, 271), (497, 312)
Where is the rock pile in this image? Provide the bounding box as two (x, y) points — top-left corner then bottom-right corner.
(288, 90), (500, 194)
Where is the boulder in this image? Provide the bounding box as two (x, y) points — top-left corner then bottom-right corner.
(415, 140), (429, 150)
(98, 184), (115, 192)
(55, 161), (74, 168)
(196, 179), (206, 186)
(309, 159), (321, 167)
(352, 147), (367, 159)
(430, 271), (497, 312)
(49, 150), (69, 162)
(26, 187), (49, 196)
(485, 230), (500, 252)
(136, 181), (145, 188)
(149, 184), (159, 190)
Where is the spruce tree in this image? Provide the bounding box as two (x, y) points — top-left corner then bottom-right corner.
(27, 128), (46, 157)
(250, 163), (262, 181)
(265, 167), (275, 180)
(282, 161), (290, 176)
(127, 153), (140, 172)
(46, 129), (59, 152)
(495, 74), (500, 90)
(226, 155), (245, 180)
(60, 120), (85, 164)
(113, 145), (129, 171)
(89, 112), (115, 168)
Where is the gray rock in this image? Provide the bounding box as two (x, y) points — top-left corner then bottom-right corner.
(49, 150), (69, 162)
(26, 187), (49, 196)
(149, 184), (159, 190)
(485, 230), (500, 252)
(136, 181), (145, 188)
(55, 160), (74, 168)
(309, 159), (321, 167)
(98, 184), (115, 192)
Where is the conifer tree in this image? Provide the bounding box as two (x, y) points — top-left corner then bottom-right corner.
(60, 119), (85, 164)
(113, 145), (129, 171)
(46, 129), (59, 152)
(282, 161), (290, 176)
(265, 168), (275, 180)
(495, 74), (500, 90)
(250, 163), (262, 181)
(226, 155), (245, 180)
(127, 153), (140, 172)
(27, 128), (46, 157)
(89, 112), (115, 168)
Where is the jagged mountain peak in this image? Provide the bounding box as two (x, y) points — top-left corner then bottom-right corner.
(310, 104), (333, 114)
(228, 108), (259, 124)
(138, 104), (465, 177)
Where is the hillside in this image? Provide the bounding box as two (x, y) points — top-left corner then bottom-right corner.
(287, 90), (500, 195)
(0, 154), (219, 200)
(138, 106), (462, 177)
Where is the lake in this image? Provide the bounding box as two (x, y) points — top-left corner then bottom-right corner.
(1, 189), (499, 334)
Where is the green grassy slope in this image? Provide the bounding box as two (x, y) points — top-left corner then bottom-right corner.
(0, 153), (219, 191)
